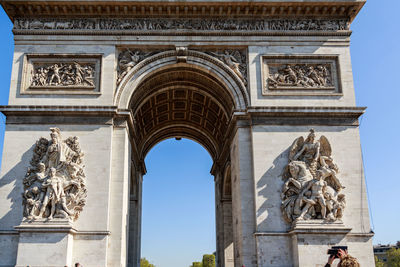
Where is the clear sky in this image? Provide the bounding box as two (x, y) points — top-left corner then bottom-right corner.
(0, 1), (399, 266)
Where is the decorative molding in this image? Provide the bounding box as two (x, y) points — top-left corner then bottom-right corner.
(261, 55), (341, 96)
(1, 1), (365, 22)
(22, 128), (87, 222)
(281, 129), (345, 225)
(22, 54), (102, 95)
(13, 18), (350, 36)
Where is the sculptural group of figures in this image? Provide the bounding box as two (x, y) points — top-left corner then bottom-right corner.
(268, 64), (333, 89)
(22, 128), (86, 221)
(31, 62), (95, 87)
(281, 129), (345, 223)
(14, 18), (349, 32)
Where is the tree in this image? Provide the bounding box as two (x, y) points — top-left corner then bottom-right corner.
(374, 256), (385, 267)
(190, 262), (202, 267)
(202, 254), (215, 267)
(387, 248), (400, 267)
(140, 257), (156, 267)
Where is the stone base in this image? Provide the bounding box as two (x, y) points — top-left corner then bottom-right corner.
(290, 219), (352, 234)
(290, 220), (352, 266)
(14, 219), (75, 267)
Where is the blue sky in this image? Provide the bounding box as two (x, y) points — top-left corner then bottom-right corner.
(0, 0), (399, 266)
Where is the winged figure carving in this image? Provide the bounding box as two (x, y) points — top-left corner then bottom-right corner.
(281, 129), (345, 224)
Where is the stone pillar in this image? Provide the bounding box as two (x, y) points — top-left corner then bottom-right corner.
(221, 200), (234, 267)
(107, 125), (132, 266)
(214, 172), (223, 267)
(128, 169), (143, 267)
(230, 124), (257, 267)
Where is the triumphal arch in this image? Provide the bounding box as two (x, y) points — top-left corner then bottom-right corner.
(0, 1), (374, 266)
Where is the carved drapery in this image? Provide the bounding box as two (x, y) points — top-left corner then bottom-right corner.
(281, 129), (345, 224)
(22, 128), (87, 221)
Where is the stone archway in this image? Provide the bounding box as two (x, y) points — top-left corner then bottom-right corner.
(117, 49), (250, 267)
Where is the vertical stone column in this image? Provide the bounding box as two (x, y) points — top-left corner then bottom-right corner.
(221, 200), (234, 267)
(230, 124), (257, 267)
(128, 169), (143, 267)
(107, 124), (132, 266)
(214, 172), (223, 267)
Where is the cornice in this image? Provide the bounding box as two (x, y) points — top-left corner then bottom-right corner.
(2, 1), (365, 22)
(0, 105), (365, 119)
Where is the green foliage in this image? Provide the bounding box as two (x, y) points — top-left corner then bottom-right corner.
(387, 248), (400, 267)
(374, 256), (385, 267)
(191, 262), (202, 267)
(140, 257), (156, 267)
(202, 254), (215, 267)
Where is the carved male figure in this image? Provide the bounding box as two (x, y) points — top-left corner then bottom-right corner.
(49, 64), (61, 85)
(297, 171), (327, 220)
(38, 167), (63, 219)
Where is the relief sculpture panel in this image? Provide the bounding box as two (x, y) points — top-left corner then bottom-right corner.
(262, 56), (341, 95)
(22, 54), (101, 95)
(22, 128), (87, 221)
(281, 129), (345, 224)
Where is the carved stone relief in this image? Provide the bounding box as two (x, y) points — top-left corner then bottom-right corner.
(14, 18), (349, 33)
(205, 50), (248, 86)
(22, 128), (86, 221)
(268, 64), (333, 89)
(281, 129), (345, 224)
(23, 55), (101, 95)
(117, 49), (161, 85)
(262, 56), (341, 95)
(116, 48), (248, 87)
(31, 62), (95, 88)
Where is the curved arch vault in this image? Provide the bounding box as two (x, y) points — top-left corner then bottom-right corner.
(122, 51), (240, 267)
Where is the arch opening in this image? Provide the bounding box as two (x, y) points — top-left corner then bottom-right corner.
(128, 63), (239, 162)
(124, 54), (239, 267)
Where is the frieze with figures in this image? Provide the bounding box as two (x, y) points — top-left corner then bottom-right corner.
(14, 18), (349, 33)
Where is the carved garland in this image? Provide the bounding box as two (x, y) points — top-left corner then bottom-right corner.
(22, 128), (87, 221)
(14, 18), (349, 32)
(281, 129), (345, 224)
